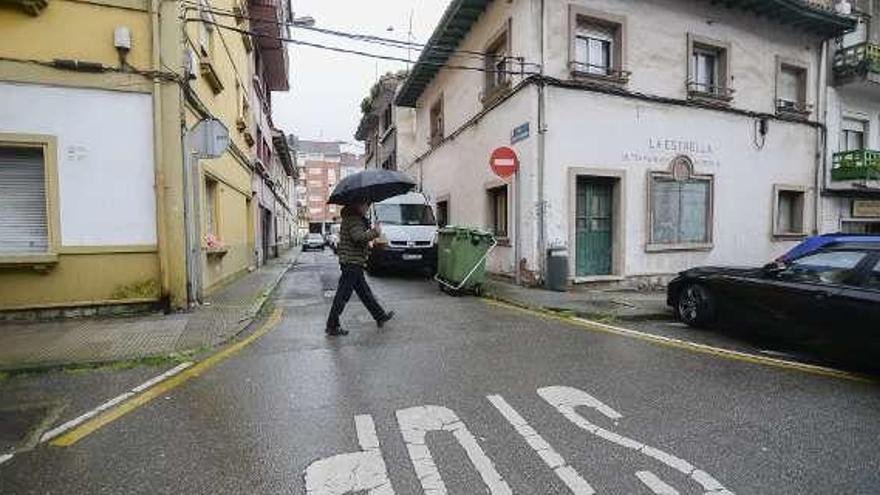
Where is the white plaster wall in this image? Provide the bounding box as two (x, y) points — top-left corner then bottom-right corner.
(413, 0), (539, 158)
(544, 0), (824, 116)
(822, 86), (880, 232)
(0, 82), (156, 246)
(545, 89), (819, 275)
(417, 89), (539, 275)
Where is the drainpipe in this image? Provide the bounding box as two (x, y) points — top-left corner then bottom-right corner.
(816, 40), (828, 235)
(149, 0), (170, 305)
(536, 0), (547, 282)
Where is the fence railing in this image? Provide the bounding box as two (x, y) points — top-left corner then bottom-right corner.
(833, 43), (880, 80)
(832, 149), (880, 181)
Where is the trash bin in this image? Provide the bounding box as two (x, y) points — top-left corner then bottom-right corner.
(545, 246), (568, 292)
(436, 226), (496, 296)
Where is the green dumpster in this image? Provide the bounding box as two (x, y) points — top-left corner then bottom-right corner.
(436, 226), (496, 295)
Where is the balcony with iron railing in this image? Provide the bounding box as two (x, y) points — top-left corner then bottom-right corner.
(686, 81), (735, 104)
(832, 149), (880, 181)
(832, 42), (880, 87)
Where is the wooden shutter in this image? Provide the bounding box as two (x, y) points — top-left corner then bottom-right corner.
(0, 146), (48, 254)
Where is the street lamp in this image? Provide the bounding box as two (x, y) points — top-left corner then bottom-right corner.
(292, 15), (315, 27)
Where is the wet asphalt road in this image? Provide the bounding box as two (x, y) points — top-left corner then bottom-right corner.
(2, 250), (880, 494)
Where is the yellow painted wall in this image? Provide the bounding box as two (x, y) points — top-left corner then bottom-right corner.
(201, 167), (252, 293)
(0, 0), (151, 70)
(0, 252), (160, 310)
(185, 0), (258, 296)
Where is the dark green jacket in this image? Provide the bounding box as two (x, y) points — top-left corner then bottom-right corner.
(337, 207), (379, 266)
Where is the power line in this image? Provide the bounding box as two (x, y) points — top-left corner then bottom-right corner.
(181, 3), (541, 68)
(183, 17), (540, 76)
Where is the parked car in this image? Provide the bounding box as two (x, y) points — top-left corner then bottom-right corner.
(667, 241), (880, 351)
(326, 233), (340, 252)
(367, 192), (438, 274)
(776, 233), (880, 263)
(302, 233), (325, 252)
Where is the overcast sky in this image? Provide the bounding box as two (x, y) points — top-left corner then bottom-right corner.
(272, 0), (449, 148)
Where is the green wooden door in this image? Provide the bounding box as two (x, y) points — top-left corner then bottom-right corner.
(575, 178), (613, 276)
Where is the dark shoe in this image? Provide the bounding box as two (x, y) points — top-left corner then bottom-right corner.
(376, 311), (395, 328)
(325, 327), (349, 336)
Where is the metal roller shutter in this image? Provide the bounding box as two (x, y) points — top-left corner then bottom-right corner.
(0, 146), (48, 254)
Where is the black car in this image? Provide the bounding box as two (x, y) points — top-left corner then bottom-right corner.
(667, 242), (880, 349)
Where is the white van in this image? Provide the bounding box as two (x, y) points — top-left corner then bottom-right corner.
(368, 192), (438, 273)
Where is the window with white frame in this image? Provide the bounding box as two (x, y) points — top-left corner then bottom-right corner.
(688, 36), (730, 99)
(0, 146), (48, 254)
(840, 118), (866, 152)
(649, 157), (712, 247)
(774, 187), (806, 237)
(569, 7), (625, 80)
(484, 29), (510, 97)
(574, 23), (613, 76)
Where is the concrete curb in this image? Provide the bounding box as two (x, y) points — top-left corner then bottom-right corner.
(482, 291), (672, 322)
(0, 251), (300, 375)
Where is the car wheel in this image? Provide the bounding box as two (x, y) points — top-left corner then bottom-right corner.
(676, 284), (716, 328)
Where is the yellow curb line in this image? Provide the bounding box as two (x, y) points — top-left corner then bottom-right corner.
(51, 308), (284, 447)
(484, 298), (875, 384)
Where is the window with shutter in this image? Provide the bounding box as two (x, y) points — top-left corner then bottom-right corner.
(0, 146), (49, 254)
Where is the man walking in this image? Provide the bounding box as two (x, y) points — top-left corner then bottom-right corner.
(325, 202), (394, 336)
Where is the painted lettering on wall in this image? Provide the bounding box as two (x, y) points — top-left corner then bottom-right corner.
(623, 137), (721, 168)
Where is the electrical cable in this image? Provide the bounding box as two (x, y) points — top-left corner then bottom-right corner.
(182, 17), (539, 76)
(180, 3), (541, 68)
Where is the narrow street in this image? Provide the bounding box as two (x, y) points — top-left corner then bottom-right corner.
(2, 252), (879, 494)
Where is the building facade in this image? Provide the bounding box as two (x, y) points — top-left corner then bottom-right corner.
(824, 0), (880, 234)
(356, 73), (416, 170)
(398, 0), (854, 285)
(292, 139), (343, 232)
(0, 0), (293, 313)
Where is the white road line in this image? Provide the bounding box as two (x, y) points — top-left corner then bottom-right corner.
(304, 414), (394, 494)
(636, 471), (680, 495)
(396, 405), (512, 495)
(39, 362), (194, 443)
(131, 362), (193, 393)
(0, 454), (13, 466)
(569, 316), (854, 377)
(487, 394), (595, 495)
(537, 386), (734, 495)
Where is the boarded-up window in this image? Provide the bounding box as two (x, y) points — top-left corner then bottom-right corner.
(650, 158), (712, 246)
(0, 146), (48, 254)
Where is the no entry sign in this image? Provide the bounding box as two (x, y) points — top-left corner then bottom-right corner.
(490, 146), (519, 179)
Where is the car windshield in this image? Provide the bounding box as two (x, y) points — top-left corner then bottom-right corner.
(374, 204), (436, 226)
(781, 250), (867, 284)
(306, 235), (322, 241)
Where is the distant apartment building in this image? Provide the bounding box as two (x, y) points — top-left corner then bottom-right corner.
(291, 138), (344, 232)
(356, 73), (417, 170)
(399, 0), (855, 284)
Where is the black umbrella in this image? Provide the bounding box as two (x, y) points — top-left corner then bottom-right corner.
(327, 169), (416, 205)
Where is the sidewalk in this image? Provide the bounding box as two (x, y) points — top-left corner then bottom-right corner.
(0, 249), (299, 371)
(485, 277), (671, 322)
